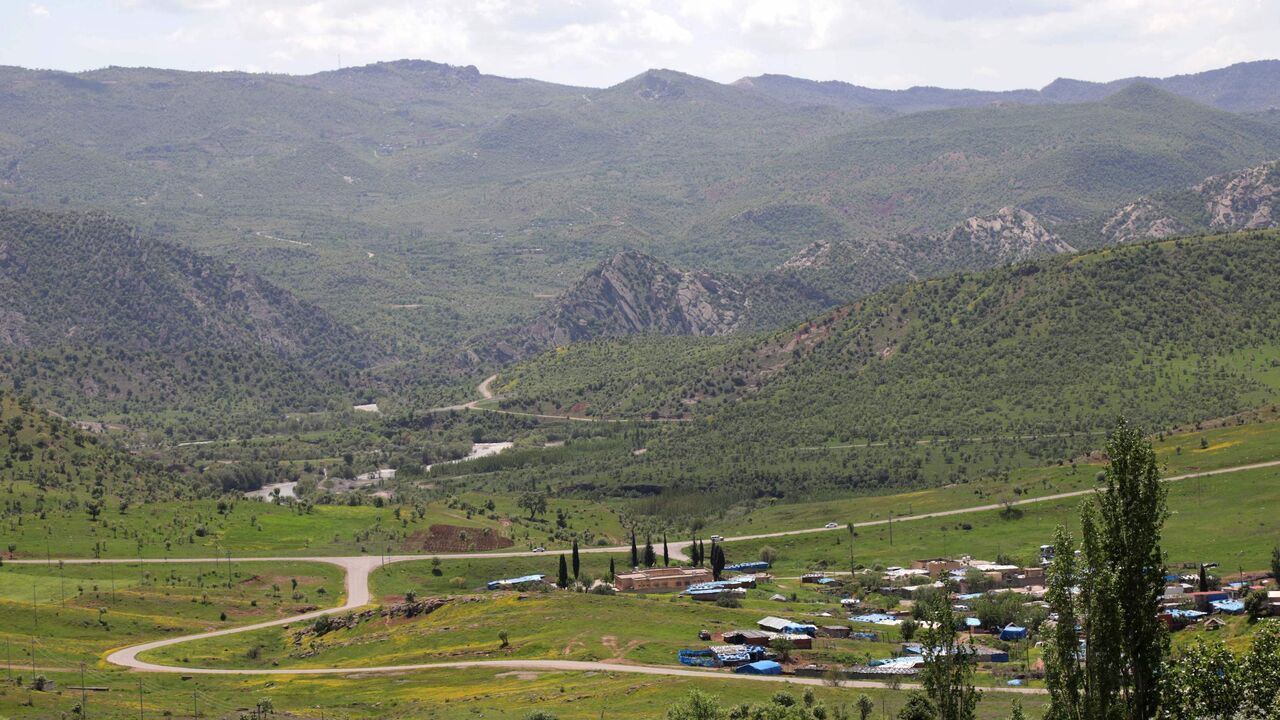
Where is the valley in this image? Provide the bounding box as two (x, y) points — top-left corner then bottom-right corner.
(3, 38), (1280, 719)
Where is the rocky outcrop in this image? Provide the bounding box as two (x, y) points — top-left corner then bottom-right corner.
(940, 207), (1075, 261)
(472, 250), (748, 363)
(1100, 200), (1187, 244)
(291, 597), (452, 645)
(1197, 161), (1280, 231)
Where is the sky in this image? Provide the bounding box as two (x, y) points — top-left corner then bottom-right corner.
(2, 0), (1277, 90)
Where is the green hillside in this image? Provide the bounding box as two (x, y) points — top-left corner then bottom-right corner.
(0, 208), (379, 433)
(5, 65), (1280, 356)
(499, 230), (1280, 444)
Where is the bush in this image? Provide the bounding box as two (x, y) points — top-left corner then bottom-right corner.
(715, 595), (741, 609)
(448, 576), (467, 588)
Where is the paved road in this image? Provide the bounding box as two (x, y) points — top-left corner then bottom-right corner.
(20, 457), (1277, 694)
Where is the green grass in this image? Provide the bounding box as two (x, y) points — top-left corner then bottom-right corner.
(722, 463), (1280, 575)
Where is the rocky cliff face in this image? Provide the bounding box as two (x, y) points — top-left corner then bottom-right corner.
(1198, 161), (1280, 230)
(473, 250), (748, 363)
(937, 206), (1075, 262)
(1097, 161), (1280, 243)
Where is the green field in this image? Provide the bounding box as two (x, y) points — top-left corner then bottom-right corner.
(721, 463), (1280, 575)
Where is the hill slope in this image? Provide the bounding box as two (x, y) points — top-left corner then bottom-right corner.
(0, 209), (377, 425)
(497, 231), (1280, 444)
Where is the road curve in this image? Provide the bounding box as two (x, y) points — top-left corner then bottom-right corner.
(22, 457), (1276, 694)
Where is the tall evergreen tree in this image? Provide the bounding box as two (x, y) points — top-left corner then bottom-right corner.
(643, 536), (656, 568)
(1065, 419), (1168, 720)
(918, 592), (981, 720)
(630, 532), (638, 569)
(663, 534), (669, 567)
(1043, 526), (1083, 720)
(608, 557), (615, 582)
(571, 538), (580, 580)
(698, 540), (706, 566)
(710, 542), (725, 580)
(557, 553), (569, 588)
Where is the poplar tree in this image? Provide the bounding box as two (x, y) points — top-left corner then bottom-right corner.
(1043, 526), (1083, 720)
(662, 534), (669, 567)
(630, 532), (638, 569)
(557, 554), (569, 588)
(918, 592), (981, 720)
(643, 536), (656, 568)
(571, 539), (580, 580)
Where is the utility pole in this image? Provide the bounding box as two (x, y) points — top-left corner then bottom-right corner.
(5, 638), (11, 683)
(80, 662), (87, 719)
(138, 678), (144, 720)
(110, 562), (116, 603)
(192, 689), (198, 720)
(60, 560), (66, 607)
(888, 514), (894, 546)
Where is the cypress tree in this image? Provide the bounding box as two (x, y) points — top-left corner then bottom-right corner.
(643, 536), (656, 568)
(662, 534), (669, 567)
(557, 553), (569, 588)
(608, 557), (615, 582)
(630, 532), (638, 569)
(571, 538), (580, 580)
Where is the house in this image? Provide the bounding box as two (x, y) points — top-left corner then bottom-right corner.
(1204, 618), (1227, 631)
(736, 660), (784, 675)
(1185, 591), (1230, 611)
(614, 566), (713, 592)
(1270, 591), (1280, 616)
(723, 630), (774, 646)
(757, 616), (794, 633)
(903, 643), (1009, 663)
(818, 625), (850, 638)
(779, 633), (813, 650)
(801, 572), (829, 584)
(486, 574), (548, 590)
(912, 558), (966, 578)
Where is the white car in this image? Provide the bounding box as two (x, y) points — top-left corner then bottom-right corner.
(709, 535), (724, 543)
(532, 547), (546, 553)
(825, 522), (839, 529)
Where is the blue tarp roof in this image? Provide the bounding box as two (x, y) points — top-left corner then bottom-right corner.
(816, 577), (840, 585)
(999, 625), (1028, 640)
(736, 660), (783, 675)
(964, 617), (983, 627)
(1211, 600), (1245, 614)
(726, 561), (771, 571)
(486, 574), (545, 589)
(955, 593), (984, 600)
(1167, 609), (1207, 619)
(850, 613), (898, 624)
(783, 623), (817, 635)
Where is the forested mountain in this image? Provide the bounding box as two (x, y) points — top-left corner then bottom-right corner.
(0, 209), (377, 422)
(736, 60), (1280, 113)
(497, 230), (1280, 447)
(471, 159), (1280, 364)
(3, 62), (1280, 357)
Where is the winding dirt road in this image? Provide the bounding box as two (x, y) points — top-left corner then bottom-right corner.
(19, 457), (1278, 694)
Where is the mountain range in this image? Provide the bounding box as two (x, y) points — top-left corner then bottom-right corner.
(477, 160), (1280, 363)
(3, 60), (1280, 365)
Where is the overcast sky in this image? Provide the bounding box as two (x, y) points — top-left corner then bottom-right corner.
(2, 0), (1276, 90)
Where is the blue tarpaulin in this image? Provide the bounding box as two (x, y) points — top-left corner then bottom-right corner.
(964, 617), (983, 627)
(678, 649), (719, 668)
(487, 574), (545, 590)
(735, 660), (783, 675)
(1000, 625), (1028, 641)
(850, 613), (899, 625)
(1211, 600), (1245, 614)
(726, 561), (771, 571)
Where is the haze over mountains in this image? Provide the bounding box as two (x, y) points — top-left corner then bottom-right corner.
(2, 58), (1280, 424)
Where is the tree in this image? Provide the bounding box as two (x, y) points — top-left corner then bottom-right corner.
(1043, 526), (1083, 720)
(847, 522), (856, 576)
(667, 690), (722, 720)
(1080, 419), (1169, 720)
(557, 554), (569, 588)
(770, 636), (795, 663)
(608, 557), (615, 582)
(498, 629), (510, 648)
(571, 539), (580, 580)
(1271, 543), (1280, 581)
(1245, 589), (1269, 623)
(918, 592), (980, 720)
(517, 491), (547, 519)
(643, 536), (657, 568)
(663, 534), (669, 567)
(856, 695), (874, 720)
(899, 618), (918, 642)
(1158, 636), (1238, 720)
(630, 532), (639, 568)
(896, 693), (935, 720)
(710, 542), (726, 580)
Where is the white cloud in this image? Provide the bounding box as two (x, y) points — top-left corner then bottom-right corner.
(29, 3), (50, 17)
(6, 0), (1278, 89)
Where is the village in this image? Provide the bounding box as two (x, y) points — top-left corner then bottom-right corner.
(482, 546), (1280, 685)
